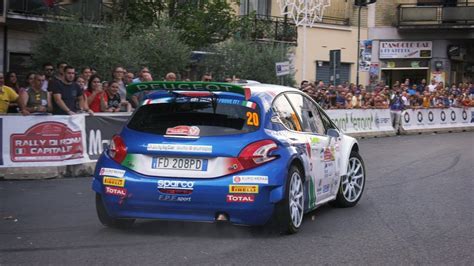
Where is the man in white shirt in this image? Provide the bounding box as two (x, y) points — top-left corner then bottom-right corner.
(428, 79), (437, 93)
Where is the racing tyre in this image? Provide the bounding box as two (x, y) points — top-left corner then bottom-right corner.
(274, 165), (304, 234)
(331, 152), (366, 208)
(95, 193), (135, 229)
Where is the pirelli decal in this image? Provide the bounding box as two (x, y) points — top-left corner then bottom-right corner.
(229, 185), (259, 194)
(103, 177), (125, 187)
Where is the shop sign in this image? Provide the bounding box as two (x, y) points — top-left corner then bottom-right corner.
(380, 41), (432, 59)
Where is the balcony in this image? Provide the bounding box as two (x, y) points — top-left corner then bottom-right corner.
(236, 15), (298, 45)
(7, 0), (112, 22)
(398, 2), (474, 29)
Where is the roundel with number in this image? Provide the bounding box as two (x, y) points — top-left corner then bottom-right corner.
(428, 111), (434, 122)
(440, 111), (446, 121)
(417, 111), (423, 123)
(404, 112), (410, 123)
(451, 110), (456, 121)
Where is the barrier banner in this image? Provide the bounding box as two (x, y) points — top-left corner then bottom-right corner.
(401, 107), (474, 132)
(0, 115), (88, 167)
(85, 114), (130, 160)
(326, 109), (394, 135)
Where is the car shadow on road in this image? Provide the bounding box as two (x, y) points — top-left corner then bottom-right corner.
(106, 204), (337, 239)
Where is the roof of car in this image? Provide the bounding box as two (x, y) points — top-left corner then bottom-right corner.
(245, 83), (300, 95)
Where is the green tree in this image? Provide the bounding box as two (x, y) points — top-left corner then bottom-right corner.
(31, 19), (191, 80)
(117, 0), (238, 50)
(201, 40), (295, 86)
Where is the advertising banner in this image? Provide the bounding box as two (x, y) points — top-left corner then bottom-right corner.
(85, 114), (130, 160)
(359, 40), (372, 72)
(0, 115), (88, 167)
(380, 41), (432, 59)
(401, 107), (474, 132)
(326, 109), (394, 135)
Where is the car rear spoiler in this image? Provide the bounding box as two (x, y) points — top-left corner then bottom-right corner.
(126, 81), (251, 100)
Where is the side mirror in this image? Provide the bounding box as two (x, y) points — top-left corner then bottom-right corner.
(327, 128), (340, 138)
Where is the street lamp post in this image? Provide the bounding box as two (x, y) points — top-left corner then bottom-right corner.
(356, 4), (362, 86)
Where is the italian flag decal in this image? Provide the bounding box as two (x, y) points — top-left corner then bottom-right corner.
(241, 101), (256, 109)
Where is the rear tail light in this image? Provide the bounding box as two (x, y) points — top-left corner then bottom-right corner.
(237, 140), (278, 170)
(108, 135), (127, 163)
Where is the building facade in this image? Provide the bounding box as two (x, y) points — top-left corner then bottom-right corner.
(368, 0), (474, 86)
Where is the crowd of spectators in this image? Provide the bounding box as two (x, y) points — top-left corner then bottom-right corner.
(0, 63), (195, 115)
(1, 63), (473, 116)
(299, 78), (474, 110)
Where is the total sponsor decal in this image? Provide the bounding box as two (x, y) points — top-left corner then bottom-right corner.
(166, 125), (200, 136)
(147, 143), (212, 153)
(103, 177), (125, 187)
(157, 180), (194, 194)
(159, 195), (192, 202)
(229, 185), (259, 194)
(226, 194), (255, 203)
(233, 175), (268, 184)
(324, 162), (335, 178)
(10, 122), (83, 162)
(99, 167), (125, 178)
(104, 186), (127, 197)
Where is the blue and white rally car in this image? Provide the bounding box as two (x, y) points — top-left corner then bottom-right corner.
(92, 81), (365, 234)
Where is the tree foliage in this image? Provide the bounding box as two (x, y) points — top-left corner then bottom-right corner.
(201, 40), (295, 86)
(116, 0), (238, 49)
(31, 20), (191, 80)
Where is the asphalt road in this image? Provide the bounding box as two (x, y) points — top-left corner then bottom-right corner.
(1, 132), (473, 265)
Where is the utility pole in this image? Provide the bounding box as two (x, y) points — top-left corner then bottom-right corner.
(354, 0), (376, 86)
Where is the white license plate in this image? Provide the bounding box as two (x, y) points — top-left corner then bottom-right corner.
(151, 157), (208, 171)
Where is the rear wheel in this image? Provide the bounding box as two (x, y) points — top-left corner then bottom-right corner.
(332, 152), (365, 208)
(273, 165), (304, 234)
(95, 193), (135, 229)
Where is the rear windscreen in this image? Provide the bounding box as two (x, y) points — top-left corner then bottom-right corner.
(127, 96), (261, 136)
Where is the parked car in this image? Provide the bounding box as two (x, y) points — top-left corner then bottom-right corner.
(92, 81), (366, 234)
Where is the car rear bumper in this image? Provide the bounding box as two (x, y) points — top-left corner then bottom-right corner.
(93, 156), (287, 226)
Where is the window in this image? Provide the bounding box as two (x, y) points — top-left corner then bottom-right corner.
(128, 95), (261, 136)
(240, 0), (270, 16)
(317, 106), (337, 134)
(286, 93), (326, 135)
(272, 95), (302, 132)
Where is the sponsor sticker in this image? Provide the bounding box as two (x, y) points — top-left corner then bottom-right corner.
(323, 184), (330, 193)
(147, 144), (212, 153)
(166, 125), (200, 136)
(158, 195), (192, 202)
(157, 180), (194, 194)
(99, 167), (125, 178)
(104, 186), (127, 197)
(229, 185), (259, 194)
(103, 177), (125, 187)
(232, 175), (268, 184)
(226, 194), (255, 203)
(323, 148), (335, 161)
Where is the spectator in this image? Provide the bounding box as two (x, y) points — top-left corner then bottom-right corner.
(112, 66), (127, 100)
(165, 72), (177, 82)
(80, 67), (92, 89)
(335, 91), (346, 109)
(417, 79), (427, 94)
(201, 73), (212, 82)
(101, 81), (132, 112)
(5, 71), (22, 113)
(300, 80), (309, 90)
(131, 72), (153, 107)
(51, 65), (90, 115)
(20, 73), (52, 115)
(125, 72), (134, 85)
(351, 90), (363, 108)
(42, 63), (54, 91)
(389, 87), (404, 133)
(84, 75), (104, 113)
(132, 66), (150, 83)
(428, 79), (437, 93)
(76, 76), (86, 91)
(363, 92), (374, 109)
(0, 73), (20, 114)
(54, 61), (68, 82)
(408, 84), (417, 96)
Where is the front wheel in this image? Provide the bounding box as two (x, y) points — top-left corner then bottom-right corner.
(96, 193), (135, 229)
(331, 152), (366, 208)
(273, 165), (305, 234)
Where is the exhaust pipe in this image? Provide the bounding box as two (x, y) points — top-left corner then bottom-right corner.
(215, 212), (229, 222)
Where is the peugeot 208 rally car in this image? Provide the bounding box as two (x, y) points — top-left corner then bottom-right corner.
(92, 81), (366, 234)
